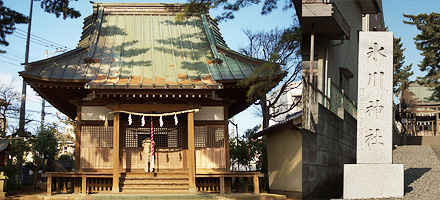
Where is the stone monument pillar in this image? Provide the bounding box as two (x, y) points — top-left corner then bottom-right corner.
(343, 32), (404, 199)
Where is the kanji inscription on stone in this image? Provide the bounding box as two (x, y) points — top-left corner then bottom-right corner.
(365, 129), (384, 146)
(367, 42), (386, 61)
(367, 71), (384, 88)
(357, 32), (393, 164)
(365, 100), (384, 118)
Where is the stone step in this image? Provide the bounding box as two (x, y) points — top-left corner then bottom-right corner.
(121, 180), (189, 185)
(122, 177), (188, 180)
(120, 187), (189, 192)
(124, 172), (189, 176)
(120, 182), (189, 187)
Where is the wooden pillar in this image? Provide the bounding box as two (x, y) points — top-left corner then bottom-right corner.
(56, 177), (60, 194)
(224, 105), (230, 171)
(219, 176), (225, 195)
(434, 112), (440, 135)
(75, 100), (81, 171)
(112, 103), (120, 193)
(81, 175), (86, 195)
(46, 175), (52, 196)
(187, 112), (196, 192)
(62, 178), (67, 193)
(253, 174), (259, 194)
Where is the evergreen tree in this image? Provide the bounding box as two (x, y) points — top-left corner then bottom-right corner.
(393, 37), (413, 95)
(179, 0), (298, 22)
(403, 13), (440, 100)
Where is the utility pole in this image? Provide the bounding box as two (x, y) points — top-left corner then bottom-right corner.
(40, 48), (65, 130)
(19, 0), (34, 137)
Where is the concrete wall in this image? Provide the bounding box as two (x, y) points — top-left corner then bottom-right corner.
(267, 123), (302, 196)
(303, 103), (357, 199)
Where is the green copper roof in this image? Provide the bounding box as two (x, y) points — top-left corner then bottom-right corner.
(21, 3), (266, 90)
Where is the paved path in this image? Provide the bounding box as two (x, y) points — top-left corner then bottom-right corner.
(392, 145), (440, 200)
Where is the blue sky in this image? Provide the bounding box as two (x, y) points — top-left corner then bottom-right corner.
(5, 0), (435, 137)
(383, 0), (440, 80)
(1, 0), (294, 135)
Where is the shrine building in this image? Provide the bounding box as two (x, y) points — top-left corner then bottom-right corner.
(19, 2), (282, 195)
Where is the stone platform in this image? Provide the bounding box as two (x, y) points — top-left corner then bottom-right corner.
(343, 164), (404, 199)
(18, 192), (287, 200)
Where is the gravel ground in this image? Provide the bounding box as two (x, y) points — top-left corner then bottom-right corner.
(346, 145), (440, 200)
(392, 145), (440, 200)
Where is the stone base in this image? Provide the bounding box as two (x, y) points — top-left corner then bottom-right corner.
(188, 187), (197, 193)
(344, 164), (403, 199)
(112, 186), (120, 193)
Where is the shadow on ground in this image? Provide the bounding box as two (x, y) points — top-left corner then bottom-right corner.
(404, 168), (430, 194)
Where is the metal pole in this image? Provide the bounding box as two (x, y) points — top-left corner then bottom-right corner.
(40, 50), (48, 130)
(19, 0), (33, 137)
(308, 24), (315, 127)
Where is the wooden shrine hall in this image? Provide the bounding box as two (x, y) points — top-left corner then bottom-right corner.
(20, 2), (278, 195)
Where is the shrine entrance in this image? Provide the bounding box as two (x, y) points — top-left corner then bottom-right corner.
(121, 114), (187, 172)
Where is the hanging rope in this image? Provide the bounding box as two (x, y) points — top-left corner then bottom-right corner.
(103, 108), (200, 127)
(150, 113), (155, 169)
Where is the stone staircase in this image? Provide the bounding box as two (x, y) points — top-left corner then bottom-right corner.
(120, 172), (189, 192)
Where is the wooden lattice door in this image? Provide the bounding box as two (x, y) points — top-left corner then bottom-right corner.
(122, 114), (186, 171)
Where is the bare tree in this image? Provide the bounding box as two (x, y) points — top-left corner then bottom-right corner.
(238, 27), (301, 128)
(0, 81), (33, 137)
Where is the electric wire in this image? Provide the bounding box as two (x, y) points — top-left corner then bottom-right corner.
(11, 34), (58, 49)
(16, 28), (68, 49)
(0, 55), (22, 62)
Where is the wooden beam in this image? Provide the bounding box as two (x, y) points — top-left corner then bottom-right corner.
(111, 103), (201, 112)
(75, 100), (81, 171)
(187, 111), (196, 192)
(112, 103), (120, 193)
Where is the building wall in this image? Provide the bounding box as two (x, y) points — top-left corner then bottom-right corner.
(267, 123), (302, 194)
(269, 81), (302, 126)
(327, 0), (363, 103)
(302, 102), (357, 199)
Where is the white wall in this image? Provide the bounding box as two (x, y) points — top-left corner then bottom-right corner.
(195, 106), (224, 121)
(81, 106), (113, 121)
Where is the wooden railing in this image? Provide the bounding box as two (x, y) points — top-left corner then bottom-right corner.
(44, 171), (262, 196)
(43, 172), (112, 196)
(196, 172), (263, 194)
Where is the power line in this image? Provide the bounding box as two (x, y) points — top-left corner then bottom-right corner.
(3, 52), (24, 60)
(13, 32), (60, 49)
(15, 31), (64, 49)
(0, 48), (38, 60)
(0, 55), (22, 62)
(11, 34), (58, 50)
(0, 60), (22, 67)
(16, 28), (69, 50)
